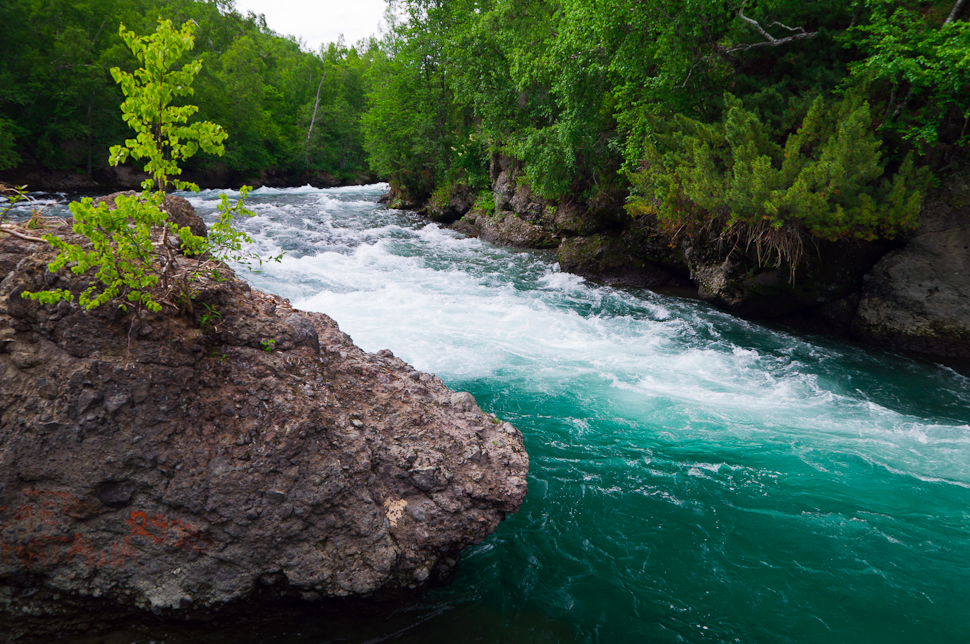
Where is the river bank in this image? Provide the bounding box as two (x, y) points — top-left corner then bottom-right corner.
(400, 155), (970, 364)
(3, 184), (968, 643)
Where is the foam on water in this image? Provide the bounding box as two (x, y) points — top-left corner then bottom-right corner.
(150, 185), (970, 643)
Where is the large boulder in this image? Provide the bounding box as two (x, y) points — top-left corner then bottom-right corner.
(552, 200), (614, 237)
(424, 183), (475, 224)
(852, 191), (970, 358)
(0, 229), (528, 641)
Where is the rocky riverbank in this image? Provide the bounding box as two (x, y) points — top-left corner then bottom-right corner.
(0, 213), (528, 641)
(410, 155), (970, 363)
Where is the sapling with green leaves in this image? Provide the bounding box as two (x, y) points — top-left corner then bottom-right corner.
(108, 20), (227, 195)
(24, 19), (273, 316)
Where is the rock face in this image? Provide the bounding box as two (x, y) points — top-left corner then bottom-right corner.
(465, 210), (561, 249)
(682, 236), (895, 319)
(453, 155), (625, 251)
(852, 189), (970, 358)
(406, 156), (970, 361)
(0, 230), (528, 641)
(557, 232), (688, 289)
(424, 183), (475, 224)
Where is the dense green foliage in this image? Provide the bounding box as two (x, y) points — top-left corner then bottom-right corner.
(629, 93), (931, 268)
(4, 0), (966, 261)
(24, 20), (264, 314)
(847, 0), (970, 148)
(361, 0), (494, 202)
(362, 0), (967, 253)
(0, 0), (375, 182)
(108, 20), (227, 192)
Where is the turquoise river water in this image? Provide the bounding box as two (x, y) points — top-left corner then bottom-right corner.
(16, 184), (970, 643)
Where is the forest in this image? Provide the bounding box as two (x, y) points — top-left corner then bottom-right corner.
(1, 0), (968, 248)
(0, 0), (376, 186)
(364, 0), (968, 248)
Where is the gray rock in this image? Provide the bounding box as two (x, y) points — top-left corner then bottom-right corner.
(450, 392), (477, 412)
(491, 154), (518, 213)
(283, 313), (320, 353)
(853, 223), (970, 358)
(95, 481), (135, 509)
(558, 233), (688, 289)
(474, 211), (559, 249)
(683, 234), (892, 319)
(553, 200), (612, 236)
(424, 183), (475, 224)
(104, 393), (130, 414)
(489, 155), (556, 226)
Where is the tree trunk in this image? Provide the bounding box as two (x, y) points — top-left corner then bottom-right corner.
(946, 0), (969, 23)
(305, 72), (326, 169)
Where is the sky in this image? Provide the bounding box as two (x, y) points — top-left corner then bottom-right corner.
(231, 0), (388, 52)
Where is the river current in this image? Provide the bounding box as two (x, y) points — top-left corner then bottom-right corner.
(16, 184), (970, 642)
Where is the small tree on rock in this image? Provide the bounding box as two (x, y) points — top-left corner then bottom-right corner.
(109, 20), (227, 194)
(25, 19), (267, 315)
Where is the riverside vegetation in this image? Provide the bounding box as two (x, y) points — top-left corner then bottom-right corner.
(363, 0), (965, 256)
(360, 0), (969, 357)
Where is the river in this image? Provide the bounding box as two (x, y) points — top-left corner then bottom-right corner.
(16, 184), (970, 643)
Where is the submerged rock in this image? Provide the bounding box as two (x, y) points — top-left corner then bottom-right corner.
(0, 228), (528, 640)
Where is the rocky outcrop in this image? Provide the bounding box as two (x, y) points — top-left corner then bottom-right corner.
(682, 235), (895, 319)
(488, 156), (621, 237)
(452, 155), (620, 250)
(491, 154), (532, 215)
(0, 229), (528, 641)
(852, 174), (970, 358)
(552, 199), (617, 237)
(464, 210), (560, 249)
(424, 183), (475, 224)
(407, 153), (970, 361)
(558, 231), (689, 289)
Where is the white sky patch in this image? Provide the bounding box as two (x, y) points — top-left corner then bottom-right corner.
(232, 0), (387, 52)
